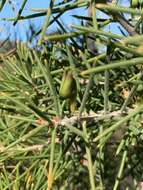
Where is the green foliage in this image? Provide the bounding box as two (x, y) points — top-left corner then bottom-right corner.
(1, 0), (143, 190)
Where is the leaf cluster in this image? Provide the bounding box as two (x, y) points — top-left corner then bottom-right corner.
(1, 0), (143, 190)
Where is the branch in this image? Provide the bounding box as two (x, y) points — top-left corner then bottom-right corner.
(96, 3), (138, 36)
(60, 108), (134, 126)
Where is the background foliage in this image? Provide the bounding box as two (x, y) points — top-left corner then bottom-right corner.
(0, 0), (143, 189)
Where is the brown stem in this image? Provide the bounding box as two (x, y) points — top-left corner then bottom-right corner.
(112, 13), (138, 36)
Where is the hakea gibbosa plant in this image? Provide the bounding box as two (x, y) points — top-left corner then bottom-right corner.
(1, 0), (143, 190)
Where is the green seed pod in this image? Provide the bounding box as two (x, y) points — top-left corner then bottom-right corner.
(131, 0), (139, 8)
(59, 69), (76, 99)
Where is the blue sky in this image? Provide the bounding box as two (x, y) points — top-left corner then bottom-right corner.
(0, 0), (86, 42)
(0, 0), (130, 43)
